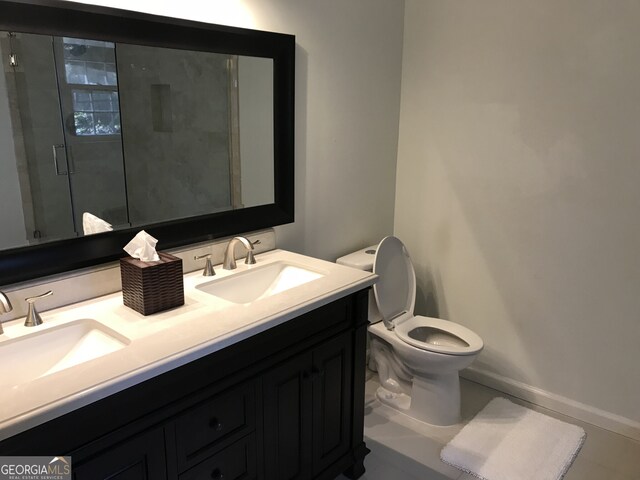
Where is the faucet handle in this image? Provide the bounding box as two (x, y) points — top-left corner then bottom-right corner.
(194, 254), (215, 277)
(244, 239), (261, 265)
(24, 290), (52, 327)
(25, 290), (53, 304)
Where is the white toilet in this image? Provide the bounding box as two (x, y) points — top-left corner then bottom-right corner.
(337, 236), (483, 426)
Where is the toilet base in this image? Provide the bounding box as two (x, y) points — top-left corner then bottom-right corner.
(375, 372), (462, 426)
(376, 386), (411, 412)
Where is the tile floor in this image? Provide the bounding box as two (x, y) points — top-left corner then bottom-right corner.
(339, 371), (640, 480)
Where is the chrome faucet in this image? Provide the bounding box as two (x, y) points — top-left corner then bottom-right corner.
(223, 236), (256, 270)
(24, 290), (52, 327)
(0, 291), (13, 335)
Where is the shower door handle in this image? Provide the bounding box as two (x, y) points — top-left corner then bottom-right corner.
(52, 144), (68, 175)
(67, 146), (76, 174)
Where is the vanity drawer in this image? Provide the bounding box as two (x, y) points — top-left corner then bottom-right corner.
(175, 382), (256, 472)
(179, 434), (256, 480)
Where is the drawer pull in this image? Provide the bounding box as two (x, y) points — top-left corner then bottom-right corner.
(209, 417), (223, 431)
(211, 468), (224, 479)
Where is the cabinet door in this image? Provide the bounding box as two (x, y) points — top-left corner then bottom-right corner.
(73, 428), (167, 480)
(311, 333), (353, 476)
(263, 351), (312, 480)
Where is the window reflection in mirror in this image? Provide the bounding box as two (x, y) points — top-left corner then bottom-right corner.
(62, 38), (120, 136)
(0, 31), (274, 250)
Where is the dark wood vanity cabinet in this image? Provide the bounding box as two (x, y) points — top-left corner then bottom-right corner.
(263, 332), (352, 480)
(0, 290), (370, 480)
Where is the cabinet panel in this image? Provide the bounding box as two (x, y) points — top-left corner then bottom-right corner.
(179, 435), (256, 480)
(312, 333), (353, 476)
(263, 351), (312, 480)
(263, 331), (355, 480)
(175, 381), (255, 472)
(72, 428), (166, 480)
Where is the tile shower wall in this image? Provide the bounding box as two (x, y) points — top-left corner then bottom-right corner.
(117, 45), (232, 225)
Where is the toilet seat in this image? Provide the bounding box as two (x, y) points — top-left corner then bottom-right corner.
(394, 316), (483, 355)
(373, 236), (483, 356)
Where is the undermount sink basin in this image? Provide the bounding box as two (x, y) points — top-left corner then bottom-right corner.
(196, 261), (325, 304)
(0, 319), (130, 388)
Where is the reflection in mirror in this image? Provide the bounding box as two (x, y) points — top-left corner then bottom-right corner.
(0, 31), (274, 250)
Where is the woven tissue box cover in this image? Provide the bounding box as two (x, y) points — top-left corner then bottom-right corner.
(120, 252), (184, 315)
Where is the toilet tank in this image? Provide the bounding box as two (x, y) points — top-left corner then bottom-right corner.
(336, 246), (382, 323)
(336, 246), (377, 272)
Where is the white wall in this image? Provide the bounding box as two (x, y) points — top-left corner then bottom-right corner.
(238, 56), (274, 208)
(64, 0), (405, 261)
(395, 0), (640, 433)
(0, 54), (27, 249)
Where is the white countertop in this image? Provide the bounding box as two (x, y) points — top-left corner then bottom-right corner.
(0, 249), (376, 441)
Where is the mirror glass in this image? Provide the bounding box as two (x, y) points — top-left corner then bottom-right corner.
(0, 0), (294, 286)
(0, 31), (274, 250)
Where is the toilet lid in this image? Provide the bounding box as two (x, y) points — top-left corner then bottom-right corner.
(373, 236), (416, 329)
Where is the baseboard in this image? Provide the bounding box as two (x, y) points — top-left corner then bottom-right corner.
(461, 366), (640, 442)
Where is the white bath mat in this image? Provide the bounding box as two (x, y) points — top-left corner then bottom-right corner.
(441, 397), (586, 480)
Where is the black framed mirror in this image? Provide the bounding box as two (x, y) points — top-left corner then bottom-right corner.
(0, 0), (295, 285)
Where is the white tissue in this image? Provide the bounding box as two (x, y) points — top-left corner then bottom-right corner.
(123, 230), (160, 262)
(82, 212), (113, 235)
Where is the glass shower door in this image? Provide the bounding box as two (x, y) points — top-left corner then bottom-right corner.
(2, 31), (76, 243)
(52, 36), (129, 234)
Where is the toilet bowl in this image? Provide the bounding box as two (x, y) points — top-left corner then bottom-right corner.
(337, 236), (483, 426)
